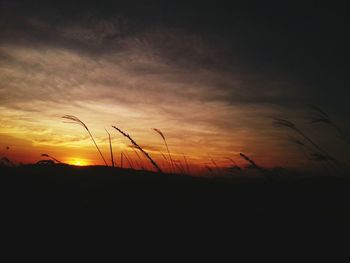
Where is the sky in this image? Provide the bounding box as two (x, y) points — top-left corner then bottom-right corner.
(0, 1), (349, 172)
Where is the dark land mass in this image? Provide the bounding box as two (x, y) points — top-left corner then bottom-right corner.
(1, 164), (348, 262)
(1, 164), (350, 217)
(1, 164), (350, 242)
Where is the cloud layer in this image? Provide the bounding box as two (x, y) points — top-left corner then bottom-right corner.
(0, 1), (348, 171)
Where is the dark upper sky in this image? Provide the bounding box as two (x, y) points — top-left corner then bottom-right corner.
(2, 0), (349, 108)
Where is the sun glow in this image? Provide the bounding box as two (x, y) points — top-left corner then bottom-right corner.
(69, 158), (89, 166)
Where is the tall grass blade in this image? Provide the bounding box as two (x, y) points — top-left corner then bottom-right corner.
(239, 153), (266, 175)
(123, 152), (134, 169)
(62, 115), (108, 166)
(41, 153), (61, 164)
(183, 154), (190, 175)
(112, 126), (162, 173)
(105, 128), (114, 167)
(153, 128), (174, 173)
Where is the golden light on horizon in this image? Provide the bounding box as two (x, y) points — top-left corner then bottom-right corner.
(68, 158), (90, 166)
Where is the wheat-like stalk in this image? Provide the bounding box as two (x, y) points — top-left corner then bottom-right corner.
(224, 157), (238, 166)
(239, 153), (259, 168)
(206, 154), (220, 175)
(224, 157), (241, 172)
(239, 153), (266, 175)
(273, 117), (340, 174)
(273, 118), (333, 158)
(308, 105), (350, 144)
(130, 146), (145, 170)
(286, 136), (323, 172)
(160, 151), (168, 161)
(205, 165), (213, 173)
(210, 158), (219, 170)
(173, 159), (185, 174)
(62, 115), (108, 166)
(105, 128), (114, 167)
(112, 126), (162, 173)
(153, 128), (174, 172)
(123, 152), (134, 169)
(0, 157), (15, 167)
(309, 153), (335, 161)
(41, 153), (61, 164)
(183, 154), (190, 175)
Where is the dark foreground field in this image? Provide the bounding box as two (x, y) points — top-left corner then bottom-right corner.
(1, 164), (349, 258)
(1, 164), (350, 222)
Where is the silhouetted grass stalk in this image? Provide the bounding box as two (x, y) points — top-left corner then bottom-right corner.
(207, 154), (220, 175)
(160, 152), (168, 161)
(62, 115), (108, 166)
(173, 159), (185, 174)
(287, 136), (323, 173)
(123, 152), (134, 169)
(41, 153), (61, 164)
(183, 154), (190, 175)
(153, 128), (174, 173)
(105, 128), (114, 167)
(309, 105), (350, 144)
(239, 153), (266, 175)
(112, 126), (162, 173)
(131, 147), (145, 170)
(225, 157), (237, 167)
(273, 118), (340, 173)
(274, 118), (333, 159)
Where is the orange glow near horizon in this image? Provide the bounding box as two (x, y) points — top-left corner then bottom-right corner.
(68, 158), (90, 166)
(0, 122), (306, 173)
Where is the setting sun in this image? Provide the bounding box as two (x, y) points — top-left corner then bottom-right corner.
(69, 158), (89, 166)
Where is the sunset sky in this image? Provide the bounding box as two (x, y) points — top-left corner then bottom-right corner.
(0, 1), (349, 172)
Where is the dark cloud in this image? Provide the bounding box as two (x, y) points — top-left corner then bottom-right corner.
(2, 1), (349, 108)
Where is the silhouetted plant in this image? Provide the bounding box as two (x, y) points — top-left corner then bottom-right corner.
(210, 158), (219, 170)
(183, 154), (191, 175)
(286, 136), (324, 172)
(160, 151), (168, 161)
(41, 153), (61, 164)
(273, 118), (335, 160)
(159, 151), (171, 173)
(36, 159), (55, 165)
(308, 105), (350, 144)
(206, 154), (220, 175)
(130, 146), (145, 170)
(274, 117), (342, 174)
(239, 153), (259, 169)
(239, 153), (266, 175)
(224, 157), (241, 175)
(123, 152), (134, 169)
(310, 153), (335, 161)
(225, 157), (240, 168)
(105, 128), (114, 167)
(173, 159), (186, 174)
(0, 157), (14, 167)
(226, 165), (242, 172)
(112, 126), (162, 173)
(62, 115), (108, 166)
(205, 165), (213, 173)
(287, 136), (305, 147)
(153, 128), (174, 173)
